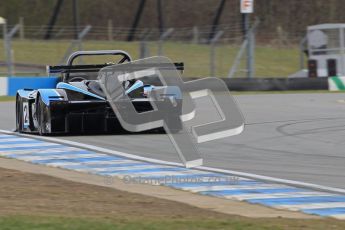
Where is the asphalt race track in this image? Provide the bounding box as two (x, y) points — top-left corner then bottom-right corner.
(1, 93), (345, 189)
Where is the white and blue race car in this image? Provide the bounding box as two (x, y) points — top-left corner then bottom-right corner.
(15, 50), (183, 135)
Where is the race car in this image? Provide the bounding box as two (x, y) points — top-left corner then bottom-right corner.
(15, 50), (184, 135)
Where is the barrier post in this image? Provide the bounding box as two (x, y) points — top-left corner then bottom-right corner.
(60, 25), (92, 64)
(158, 28), (174, 56)
(139, 29), (151, 58)
(0, 17), (8, 75)
(19, 17), (25, 40)
(299, 36), (307, 69)
(4, 24), (20, 76)
(108, 19), (113, 41)
(209, 30), (224, 76)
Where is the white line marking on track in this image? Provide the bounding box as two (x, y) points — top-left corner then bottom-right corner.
(0, 134), (11, 138)
(330, 214), (345, 219)
(45, 159), (140, 167)
(0, 142), (60, 149)
(0, 147), (84, 155)
(180, 184), (294, 193)
(106, 170), (210, 178)
(86, 164), (175, 172)
(225, 192), (335, 201)
(0, 138), (38, 142)
(16, 154), (107, 161)
(275, 202), (345, 211)
(81, 160), (140, 165)
(45, 162), (85, 167)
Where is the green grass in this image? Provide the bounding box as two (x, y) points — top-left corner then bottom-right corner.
(0, 39), (301, 78)
(1, 215), (345, 230)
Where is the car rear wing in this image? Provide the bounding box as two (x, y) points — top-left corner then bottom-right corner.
(47, 63), (184, 74)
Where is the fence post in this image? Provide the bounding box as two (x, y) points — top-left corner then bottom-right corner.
(60, 25), (92, 64)
(228, 19), (259, 78)
(227, 39), (248, 78)
(139, 29), (151, 58)
(5, 24), (20, 76)
(209, 30), (224, 76)
(0, 17), (9, 76)
(19, 17), (25, 40)
(158, 28), (174, 56)
(192, 26), (199, 43)
(53, 28), (65, 39)
(108, 19), (113, 41)
(244, 15), (254, 78)
(299, 35), (307, 69)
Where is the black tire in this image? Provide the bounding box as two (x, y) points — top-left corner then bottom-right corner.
(36, 95), (49, 135)
(15, 95), (23, 132)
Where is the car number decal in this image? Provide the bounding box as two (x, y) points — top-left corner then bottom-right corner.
(23, 102), (29, 127)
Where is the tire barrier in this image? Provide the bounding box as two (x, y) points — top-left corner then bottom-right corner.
(223, 78), (329, 91)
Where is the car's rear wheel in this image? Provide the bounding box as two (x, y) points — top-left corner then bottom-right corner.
(36, 95), (49, 135)
(15, 95), (23, 132)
